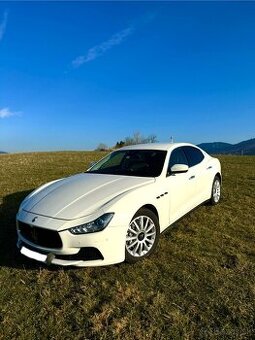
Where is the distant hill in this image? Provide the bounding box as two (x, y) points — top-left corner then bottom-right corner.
(198, 138), (255, 155)
(0, 151), (7, 154)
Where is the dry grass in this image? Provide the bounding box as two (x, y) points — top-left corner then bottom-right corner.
(0, 152), (254, 339)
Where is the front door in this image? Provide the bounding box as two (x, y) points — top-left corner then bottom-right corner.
(166, 147), (196, 225)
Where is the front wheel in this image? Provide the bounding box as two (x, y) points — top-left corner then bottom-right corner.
(210, 176), (221, 205)
(125, 208), (160, 263)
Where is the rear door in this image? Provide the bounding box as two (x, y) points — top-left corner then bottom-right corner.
(182, 146), (209, 206)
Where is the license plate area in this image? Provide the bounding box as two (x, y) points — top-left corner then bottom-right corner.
(21, 246), (47, 262)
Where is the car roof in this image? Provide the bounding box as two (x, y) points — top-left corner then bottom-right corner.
(120, 143), (199, 151)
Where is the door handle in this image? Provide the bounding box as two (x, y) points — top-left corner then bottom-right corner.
(207, 166), (212, 170)
(189, 175), (195, 180)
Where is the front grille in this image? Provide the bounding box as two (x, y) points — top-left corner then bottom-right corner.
(18, 221), (62, 249)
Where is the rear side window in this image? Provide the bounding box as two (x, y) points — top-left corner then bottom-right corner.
(182, 146), (204, 167)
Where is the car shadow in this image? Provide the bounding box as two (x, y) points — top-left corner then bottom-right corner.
(0, 190), (41, 269)
(0, 190), (66, 270)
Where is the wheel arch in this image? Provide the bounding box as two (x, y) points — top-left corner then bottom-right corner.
(139, 204), (159, 221)
(215, 172), (222, 183)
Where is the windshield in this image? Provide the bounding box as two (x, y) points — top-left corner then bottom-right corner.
(87, 150), (167, 177)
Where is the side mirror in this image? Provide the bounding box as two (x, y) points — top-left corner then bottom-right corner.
(170, 164), (189, 174)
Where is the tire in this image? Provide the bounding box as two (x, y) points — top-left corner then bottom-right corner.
(125, 208), (160, 263)
(210, 176), (221, 205)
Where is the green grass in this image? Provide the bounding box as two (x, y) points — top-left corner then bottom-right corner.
(0, 152), (254, 339)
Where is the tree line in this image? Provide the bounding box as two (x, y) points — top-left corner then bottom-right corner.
(96, 132), (158, 151)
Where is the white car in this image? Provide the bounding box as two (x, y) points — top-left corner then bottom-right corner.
(16, 143), (221, 267)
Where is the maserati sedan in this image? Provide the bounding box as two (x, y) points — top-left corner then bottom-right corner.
(16, 143), (221, 267)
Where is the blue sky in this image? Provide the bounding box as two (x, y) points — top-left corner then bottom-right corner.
(0, 1), (255, 152)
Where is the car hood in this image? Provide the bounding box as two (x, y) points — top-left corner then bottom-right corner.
(21, 173), (154, 220)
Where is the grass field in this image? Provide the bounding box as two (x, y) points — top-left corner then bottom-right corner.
(0, 152), (254, 339)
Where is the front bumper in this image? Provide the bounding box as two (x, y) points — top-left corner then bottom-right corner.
(17, 242), (107, 267)
(16, 212), (126, 267)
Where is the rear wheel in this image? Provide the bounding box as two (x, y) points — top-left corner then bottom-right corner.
(210, 176), (221, 205)
(125, 208), (160, 263)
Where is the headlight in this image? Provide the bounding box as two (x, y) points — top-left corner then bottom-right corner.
(69, 213), (114, 234)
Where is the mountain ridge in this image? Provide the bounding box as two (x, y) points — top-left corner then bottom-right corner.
(198, 138), (255, 155)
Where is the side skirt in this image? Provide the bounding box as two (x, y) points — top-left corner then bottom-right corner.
(161, 199), (211, 235)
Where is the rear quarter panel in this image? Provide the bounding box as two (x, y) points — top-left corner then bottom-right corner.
(203, 155), (221, 200)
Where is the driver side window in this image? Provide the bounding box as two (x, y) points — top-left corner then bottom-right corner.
(168, 148), (188, 173)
